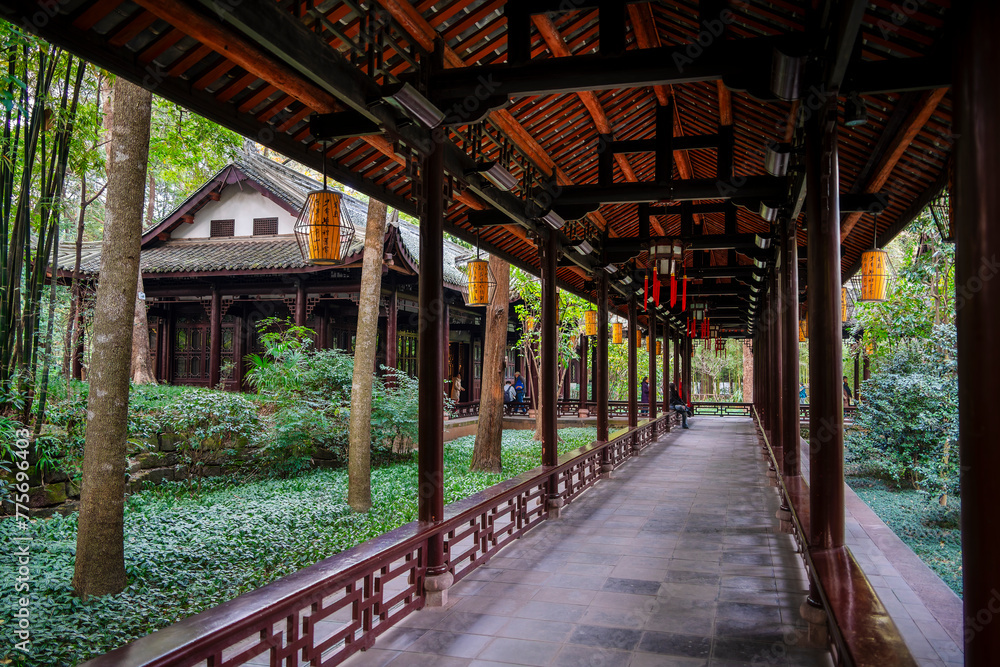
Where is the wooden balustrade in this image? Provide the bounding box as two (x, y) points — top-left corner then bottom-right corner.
(82, 415), (671, 667)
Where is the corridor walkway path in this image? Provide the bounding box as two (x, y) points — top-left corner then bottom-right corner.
(344, 417), (832, 666)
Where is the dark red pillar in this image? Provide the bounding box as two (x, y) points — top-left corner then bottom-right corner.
(294, 279), (306, 326)
(955, 3), (1000, 661)
(386, 288), (397, 373)
(540, 232), (559, 466)
(596, 273), (610, 443)
(781, 217), (801, 478)
(627, 295), (638, 429)
(418, 138), (446, 574)
(578, 333), (588, 412)
(648, 326), (657, 420)
(771, 253), (785, 470)
(806, 91), (844, 552)
(662, 318), (670, 417)
(209, 286), (221, 388)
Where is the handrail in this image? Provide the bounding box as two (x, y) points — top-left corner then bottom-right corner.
(82, 415), (672, 667)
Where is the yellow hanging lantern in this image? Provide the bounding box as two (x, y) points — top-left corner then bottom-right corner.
(463, 257), (496, 306)
(799, 304), (808, 342)
(584, 309), (598, 336)
(857, 248), (893, 302)
(525, 315), (535, 332)
(612, 322), (624, 345)
(656, 340), (662, 355)
(841, 287), (848, 323)
(637, 329), (643, 348)
(294, 148), (355, 265)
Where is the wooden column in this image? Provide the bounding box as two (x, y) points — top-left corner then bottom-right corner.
(541, 232), (559, 466)
(853, 353), (860, 404)
(385, 289), (396, 372)
(209, 286), (222, 388)
(863, 355), (870, 381)
(596, 273), (610, 443)
(578, 333), (588, 413)
(627, 294), (638, 429)
(647, 327), (657, 420)
(442, 302), (450, 397)
(662, 319), (669, 416)
(781, 217), (801, 478)
(294, 280), (306, 326)
(233, 311), (246, 391)
(806, 90), (844, 553)
(956, 4), (1000, 661)
(683, 336), (692, 407)
(771, 256), (785, 470)
(673, 330), (681, 386)
(164, 306), (174, 384)
(418, 136), (446, 578)
(316, 305), (328, 350)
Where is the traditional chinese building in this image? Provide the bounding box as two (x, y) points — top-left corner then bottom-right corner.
(59, 150), (523, 402)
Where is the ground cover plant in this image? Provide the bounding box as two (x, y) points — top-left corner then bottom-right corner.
(0, 427), (597, 666)
(847, 475), (962, 595)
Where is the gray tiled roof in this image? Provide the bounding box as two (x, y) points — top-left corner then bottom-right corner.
(59, 151), (473, 288)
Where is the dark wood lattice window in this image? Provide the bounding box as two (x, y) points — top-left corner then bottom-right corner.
(210, 219), (234, 237)
(253, 217), (278, 236)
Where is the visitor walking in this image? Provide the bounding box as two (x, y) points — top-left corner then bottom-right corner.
(451, 373), (463, 402)
(640, 376), (649, 415)
(669, 382), (690, 429)
(843, 375), (853, 407)
(799, 383), (807, 404)
(513, 371), (526, 414)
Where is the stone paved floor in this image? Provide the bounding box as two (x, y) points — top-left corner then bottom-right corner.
(342, 417), (833, 667)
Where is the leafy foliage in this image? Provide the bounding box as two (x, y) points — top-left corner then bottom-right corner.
(0, 428), (595, 666)
(846, 325), (958, 495)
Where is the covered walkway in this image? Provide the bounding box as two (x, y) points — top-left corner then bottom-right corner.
(343, 417), (832, 667)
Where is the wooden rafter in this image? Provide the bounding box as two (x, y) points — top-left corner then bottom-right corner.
(839, 87), (948, 241)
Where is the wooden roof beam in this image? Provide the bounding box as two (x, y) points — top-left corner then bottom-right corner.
(531, 13), (664, 237)
(839, 87), (948, 241)
(373, 0), (617, 242)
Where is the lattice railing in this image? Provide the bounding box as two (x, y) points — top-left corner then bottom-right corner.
(82, 415), (672, 667)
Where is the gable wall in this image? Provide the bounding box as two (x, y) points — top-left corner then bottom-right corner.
(171, 185), (296, 239)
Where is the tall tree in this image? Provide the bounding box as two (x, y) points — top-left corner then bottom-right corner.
(73, 78), (152, 598)
(347, 198), (388, 512)
(471, 255), (509, 472)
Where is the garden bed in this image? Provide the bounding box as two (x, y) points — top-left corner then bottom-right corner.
(0, 427), (596, 667)
(846, 475), (962, 596)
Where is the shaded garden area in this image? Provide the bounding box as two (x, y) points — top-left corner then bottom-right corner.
(0, 427), (597, 666)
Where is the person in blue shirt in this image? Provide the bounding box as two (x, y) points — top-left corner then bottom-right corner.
(799, 383), (807, 404)
(513, 371), (526, 414)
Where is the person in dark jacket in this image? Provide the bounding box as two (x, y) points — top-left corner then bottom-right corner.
(843, 376), (854, 407)
(640, 376), (649, 415)
(669, 382), (690, 429)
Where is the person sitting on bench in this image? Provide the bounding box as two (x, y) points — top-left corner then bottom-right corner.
(669, 382), (691, 429)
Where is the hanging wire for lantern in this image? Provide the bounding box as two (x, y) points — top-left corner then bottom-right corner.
(849, 214), (895, 302)
(463, 231), (497, 306)
(612, 322), (624, 345)
(294, 143), (356, 265)
(584, 309), (598, 336)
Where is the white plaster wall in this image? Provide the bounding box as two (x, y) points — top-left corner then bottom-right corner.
(171, 185), (297, 239)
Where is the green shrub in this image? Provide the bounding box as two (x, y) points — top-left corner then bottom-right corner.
(846, 324), (958, 497)
(159, 389), (265, 451)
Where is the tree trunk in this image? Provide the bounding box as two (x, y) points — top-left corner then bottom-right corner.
(130, 273), (156, 384)
(73, 79), (152, 599)
(471, 256), (509, 472)
(347, 198), (388, 512)
(742, 340), (754, 402)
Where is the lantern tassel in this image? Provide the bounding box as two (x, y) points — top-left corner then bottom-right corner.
(670, 274), (677, 306)
(681, 276), (687, 311)
(653, 275), (661, 306)
(644, 274), (649, 312)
